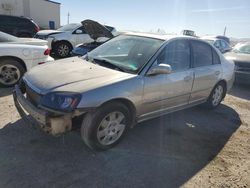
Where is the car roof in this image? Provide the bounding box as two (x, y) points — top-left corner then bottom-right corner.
(0, 14), (31, 20)
(123, 31), (195, 41)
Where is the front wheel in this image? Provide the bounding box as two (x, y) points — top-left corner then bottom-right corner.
(205, 82), (226, 109)
(81, 102), (131, 150)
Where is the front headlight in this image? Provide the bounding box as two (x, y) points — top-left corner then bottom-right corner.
(41, 92), (81, 112)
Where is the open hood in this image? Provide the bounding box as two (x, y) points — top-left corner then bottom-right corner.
(81, 20), (114, 41)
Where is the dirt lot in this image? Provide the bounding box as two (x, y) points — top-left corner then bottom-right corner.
(0, 85), (249, 188)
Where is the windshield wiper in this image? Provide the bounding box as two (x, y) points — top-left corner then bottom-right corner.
(92, 58), (126, 72)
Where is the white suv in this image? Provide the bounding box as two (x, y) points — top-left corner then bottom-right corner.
(35, 21), (117, 58)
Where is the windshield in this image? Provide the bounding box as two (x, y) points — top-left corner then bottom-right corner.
(57, 24), (80, 31)
(87, 35), (164, 73)
(0, 32), (20, 43)
(233, 43), (250, 54)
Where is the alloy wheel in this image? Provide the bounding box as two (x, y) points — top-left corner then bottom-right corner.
(97, 111), (126, 146)
(0, 64), (21, 86)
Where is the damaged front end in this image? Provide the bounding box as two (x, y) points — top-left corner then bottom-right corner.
(13, 82), (83, 136)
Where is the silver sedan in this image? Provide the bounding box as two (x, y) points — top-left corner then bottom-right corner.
(14, 33), (235, 150)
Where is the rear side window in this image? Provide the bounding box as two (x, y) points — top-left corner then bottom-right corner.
(157, 39), (191, 72)
(191, 40), (213, 67)
(212, 48), (221, 64)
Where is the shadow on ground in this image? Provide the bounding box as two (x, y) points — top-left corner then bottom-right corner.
(0, 104), (241, 188)
(229, 84), (250, 100)
(0, 87), (13, 97)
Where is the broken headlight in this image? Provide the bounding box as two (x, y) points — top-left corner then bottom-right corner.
(41, 92), (81, 112)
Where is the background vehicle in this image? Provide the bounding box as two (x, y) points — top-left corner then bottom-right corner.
(0, 15), (40, 38)
(71, 20), (116, 56)
(0, 32), (54, 87)
(202, 37), (232, 53)
(35, 20), (117, 58)
(225, 42), (250, 85)
(14, 33), (235, 150)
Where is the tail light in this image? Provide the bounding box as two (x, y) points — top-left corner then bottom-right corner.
(35, 26), (40, 33)
(44, 48), (51, 56)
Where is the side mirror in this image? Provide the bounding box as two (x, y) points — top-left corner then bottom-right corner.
(147, 64), (172, 76)
(75, 30), (83, 34)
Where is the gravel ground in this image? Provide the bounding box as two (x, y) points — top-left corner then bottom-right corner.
(0, 85), (249, 188)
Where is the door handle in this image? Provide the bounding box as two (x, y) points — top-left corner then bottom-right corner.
(184, 76), (192, 82)
(215, 71), (220, 76)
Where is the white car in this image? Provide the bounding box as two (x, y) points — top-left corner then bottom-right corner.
(0, 32), (54, 87)
(34, 20), (117, 58)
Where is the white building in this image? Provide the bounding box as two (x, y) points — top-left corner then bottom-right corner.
(0, 0), (60, 29)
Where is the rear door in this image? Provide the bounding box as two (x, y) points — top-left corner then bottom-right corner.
(142, 39), (194, 115)
(189, 40), (222, 103)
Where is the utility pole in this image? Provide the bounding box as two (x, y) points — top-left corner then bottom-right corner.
(223, 26), (227, 36)
(67, 12), (70, 24)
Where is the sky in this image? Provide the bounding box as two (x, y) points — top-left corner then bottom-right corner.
(56, 0), (250, 38)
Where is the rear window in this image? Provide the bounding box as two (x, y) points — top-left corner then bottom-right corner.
(212, 49), (221, 64)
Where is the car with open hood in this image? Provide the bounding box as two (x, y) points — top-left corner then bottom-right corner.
(225, 42), (250, 85)
(71, 20), (117, 57)
(0, 31), (54, 87)
(34, 20), (117, 58)
(14, 32), (235, 150)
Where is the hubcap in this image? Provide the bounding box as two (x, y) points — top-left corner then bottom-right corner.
(97, 111), (126, 146)
(0, 64), (21, 86)
(58, 44), (70, 57)
(212, 85), (224, 106)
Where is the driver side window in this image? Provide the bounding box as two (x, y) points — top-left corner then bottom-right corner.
(157, 39), (191, 72)
(73, 26), (86, 34)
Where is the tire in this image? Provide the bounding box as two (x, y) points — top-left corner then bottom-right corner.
(205, 82), (226, 109)
(54, 42), (72, 58)
(81, 102), (131, 151)
(0, 59), (25, 87)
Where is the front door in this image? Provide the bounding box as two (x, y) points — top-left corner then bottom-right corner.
(71, 26), (93, 47)
(141, 39), (194, 116)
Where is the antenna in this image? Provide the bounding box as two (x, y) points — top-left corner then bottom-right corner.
(223, 26), (227, 36)
(67, 12), (70, 24)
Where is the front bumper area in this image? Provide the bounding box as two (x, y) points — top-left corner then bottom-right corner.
(13, 85), (72, 135)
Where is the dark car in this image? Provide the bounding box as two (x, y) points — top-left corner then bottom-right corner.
(225, 42), (250, 85)
(0, 15), (40, 38)
(202, 37), (232, 53)
(71, 20), (116, 56)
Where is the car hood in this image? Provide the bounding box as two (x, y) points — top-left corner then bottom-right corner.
(225, 52), (250, 63)
(24, 57), (135, 94)
(82, 20), (113, 41)
(36, 30), (64, 36)
(12, 38), (48, 46)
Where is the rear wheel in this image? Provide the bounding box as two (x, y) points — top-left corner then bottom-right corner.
(54, 42), (72, 58)
(81, 102), (131, 150)
(205, 82), (226, 109)
(0, 59), (25, 87)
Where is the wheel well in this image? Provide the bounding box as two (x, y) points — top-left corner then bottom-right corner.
(100, 98), (137, 126)
(52, 40), (73, 50)
(0, 56), (27, 71)
(217, 80), (227, 90)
